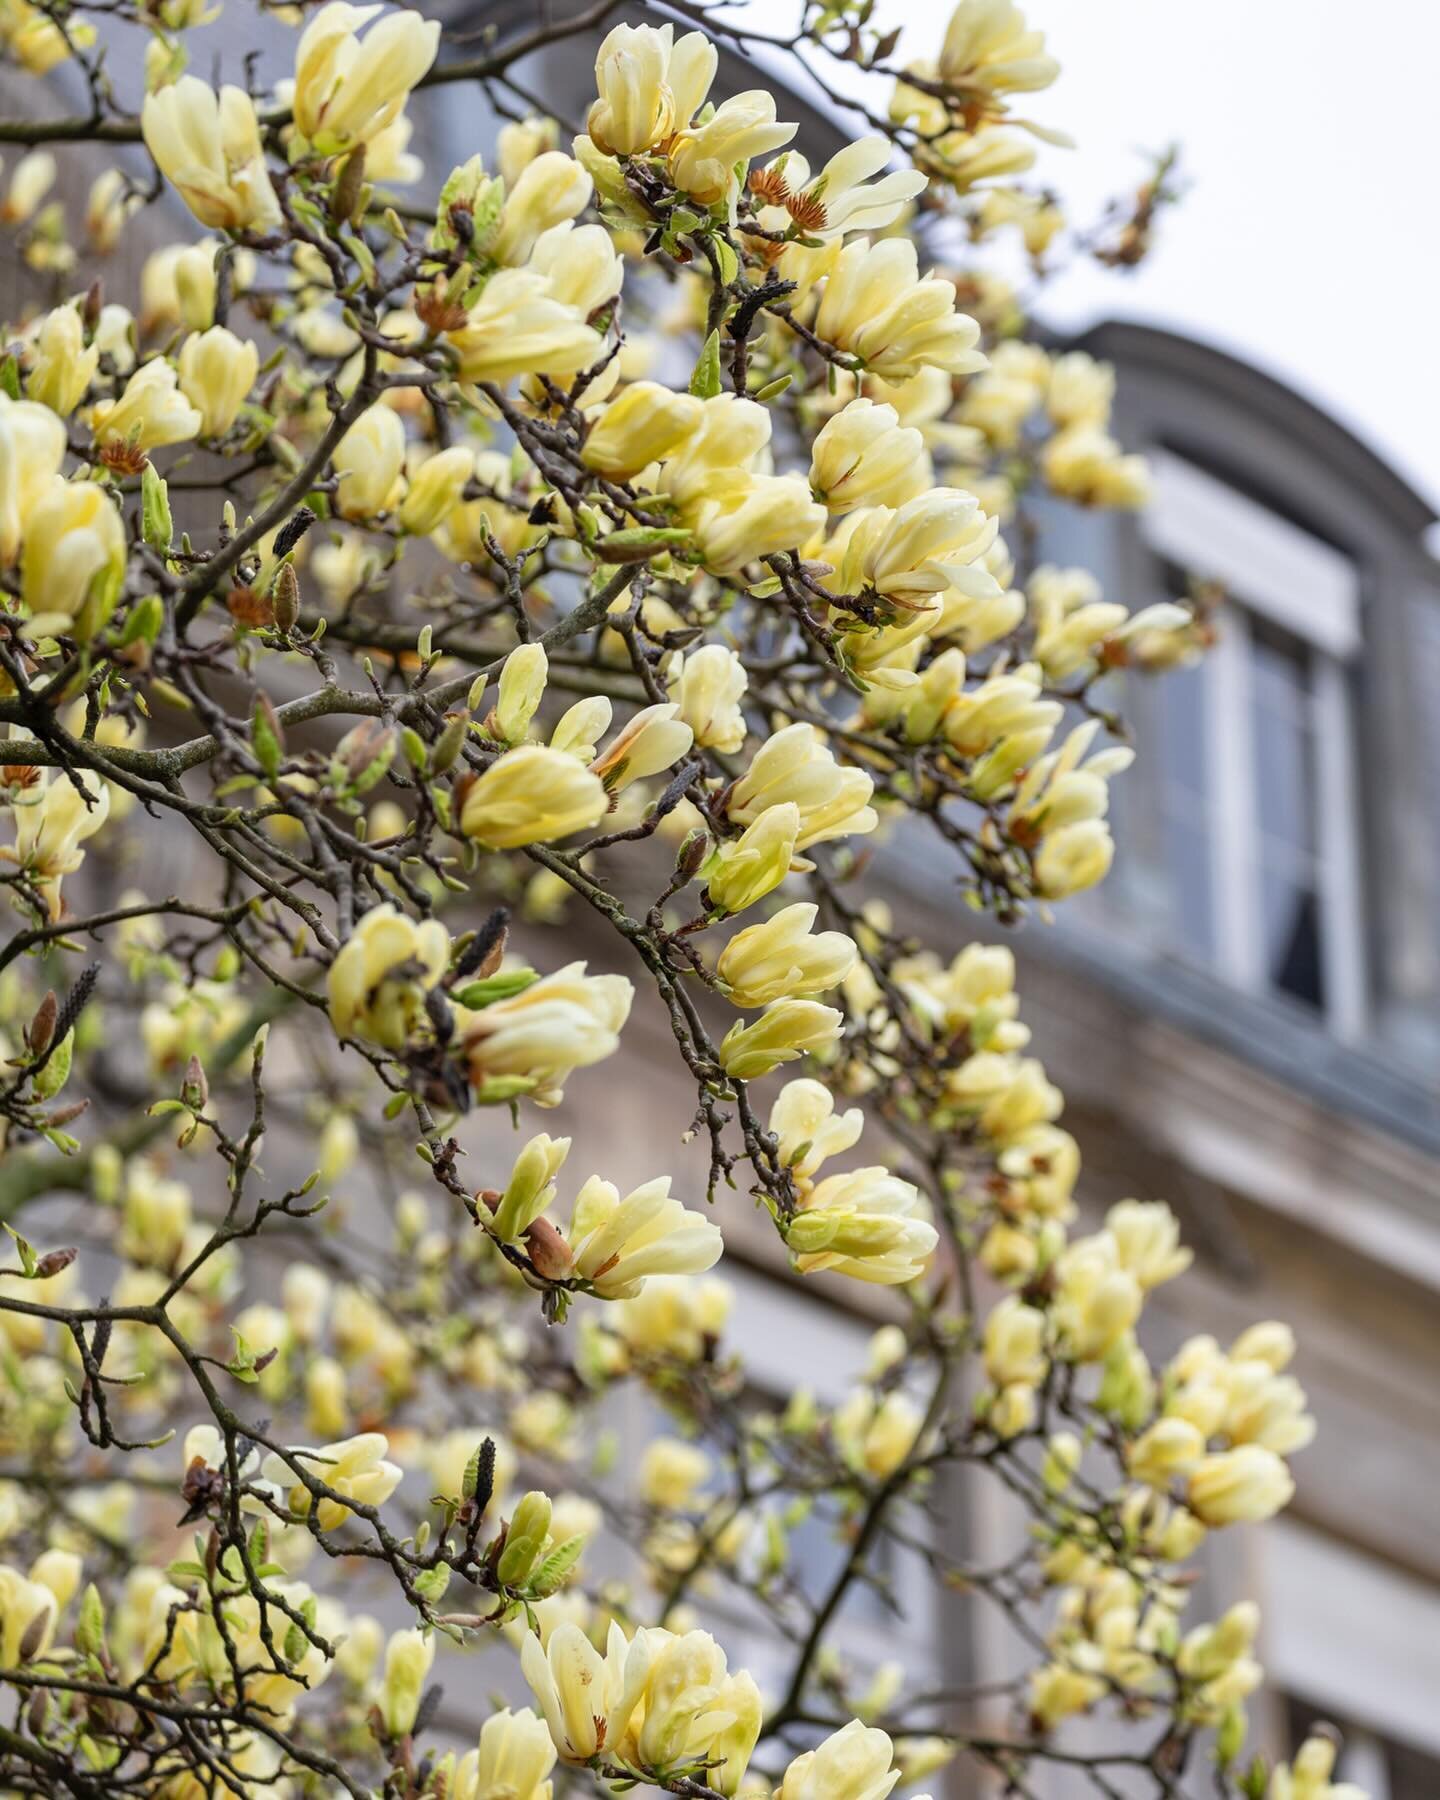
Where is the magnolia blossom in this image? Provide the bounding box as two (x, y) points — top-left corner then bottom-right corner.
(326, 903), (450, 1048)
(704, 804), (801, 915)
(587, 22), (717, 156)
(91, 359), (201, 451)
(141, 78), (283, 232)
(19, 478), (126, 640)
(770, 1077), (865, 1187)
(333, 403), (406, 519)
(260, 1431), (403, 1532)
(667, 644), (748, 753)
(787, 1167), (938, 1286)
(778, 1720), (927, 1800)
(454, 1707), (557, 1800)
(25, 305), (98, 416)
(459, 744), (609, 848)
(446, 268), (600, 387)
(810, 398), (928, 512)
(0, 394), (65, 565)
(718, 998), (843, 1082)
(455, 962), (633, 1105)
(581, 380), (703, 480)
(568, 1174), (724, 1299)
(668, 89), (796, 204)
(728, 722), (878, 853)
(590, 702), (694, 791)
(716, 902), (857, 1008)
(177, 326), (258, 437)
(292, 2), (439, 154)
(815, 239), (987, 382)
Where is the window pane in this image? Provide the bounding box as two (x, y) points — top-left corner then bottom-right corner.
(1251, 624), (1318, 857)
(1163, 806), (1216, 961)
(1260, 860), (1325, 1009)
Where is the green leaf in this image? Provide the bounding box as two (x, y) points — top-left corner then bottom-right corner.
(251, 694), (283, 783)
(451, 970), (539, 1009)
(714, 235), (739, 286)
(32, 1029), (72, 1101)
(4, 1225), (37, 1277)
(689, 328), (723, 399)
(528, 1533), (586, 1598)
(0, 353), (19, 400)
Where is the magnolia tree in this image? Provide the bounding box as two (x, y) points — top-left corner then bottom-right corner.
(0, 1), (1358, 1797)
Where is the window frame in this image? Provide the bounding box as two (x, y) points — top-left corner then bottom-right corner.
(1139, 453), (1368, 1038)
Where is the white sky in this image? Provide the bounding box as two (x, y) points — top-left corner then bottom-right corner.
(805, 0), (1440, 516)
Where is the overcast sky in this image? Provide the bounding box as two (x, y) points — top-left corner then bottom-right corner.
(811, 0), (1440, 516)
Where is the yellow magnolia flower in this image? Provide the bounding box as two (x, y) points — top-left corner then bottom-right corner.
(455, 961), (633, 1106)
(492, 643), (550, 746)
(718, 998), (842, 1082)
(177, 326), (258, 437)
(1187, 1445), (1296, 1527)
(939, 0), (1059, 103)
(778, 1720), (926, 1800)
(716, 902), (857, 1008)
(397, 443), (473, 535)
(292, 2), (440, 155)
(667, 644), (747, 754)
(613, 1274), (732, 1361)
(459, 744), (609, 849)
(491, 151), (592, 266)
(0, 0), (93, 71)
(728, 722), (877, 854)
(668, 89), (796, 204)
(378, 1626), (435, 1740)
(638, 1436), (710, 1510)
(92, 358), (202, 451)
(25, 305), (99, 417)
(832, 1387), (924, 1480)
(590, 702), (694, 792)
(769, 1077), (864, 1187)
(141, 77), (283, 232)
(454, 1707), (557, 1800)
(580, 381), (703, 480)
(260, 1430), (403, 1532)
(0, 149), (53, 224)
(787, 1166), (938, 1286)
(567, 1173), (724, 1300)
(326, 902), (450, 1048)
(520, 1618), (638, 1762)
(691, 473), (827, 577)
(0, 1565), (58, 1666)
(0, 394), (66, 565)
(809, 397), (928, 512)
(447, 268), (600, 387)
(814, 238), (987, 381)
(1268, 1735), (1369, 1800)
(764, 136), (926, 241)
(704, 803), (801, 915)
(19, 479), (127, 640)
(830, 488), (999, 611)
(587, 22), (716, 157)
(333, 403), (406, 519)
(1042, 422), (1151, 509)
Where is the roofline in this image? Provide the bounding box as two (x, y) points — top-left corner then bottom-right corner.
(1063, 318), (1438, 540)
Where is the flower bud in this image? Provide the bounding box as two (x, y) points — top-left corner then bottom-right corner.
(178, 326), (259, 438)
(580, 381), (703, 480)
(718, 998), (842, 1081)
(398, 444), (473, 536)
(459, 744), (609, 849)
(377, 1626), (434, 1741)
(496, 1489), (553, 1585)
